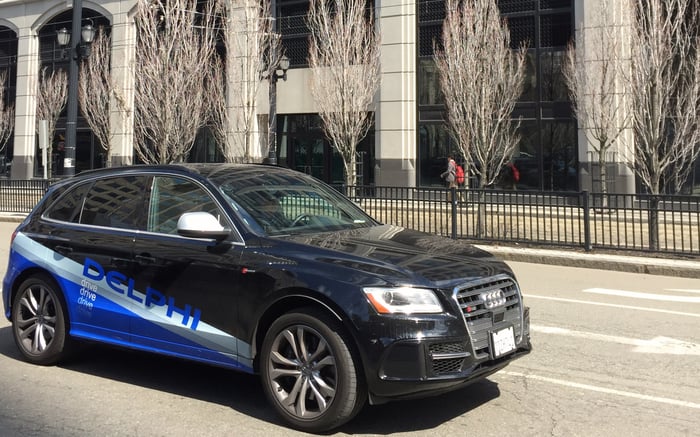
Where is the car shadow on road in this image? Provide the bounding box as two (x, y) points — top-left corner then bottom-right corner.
(344, 378), (501, 434)
(0, 326), (501, 433)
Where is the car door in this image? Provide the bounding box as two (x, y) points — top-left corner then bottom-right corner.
(37, 175), (147, 344)
(129, 174), (248, 370)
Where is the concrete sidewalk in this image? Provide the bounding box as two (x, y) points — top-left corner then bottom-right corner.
(2, 212), (699, 279)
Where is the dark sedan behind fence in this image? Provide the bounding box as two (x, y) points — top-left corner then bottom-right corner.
(1, 178), (698, 256)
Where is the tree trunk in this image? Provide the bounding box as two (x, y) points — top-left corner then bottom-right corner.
(473, 175), (490, 238)
(648, 195), (660, 251)
(598, 150), (608, 209)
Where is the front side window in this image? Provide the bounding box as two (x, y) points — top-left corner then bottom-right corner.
(220, 172), (374, 236)
(146, 176), (222, 235)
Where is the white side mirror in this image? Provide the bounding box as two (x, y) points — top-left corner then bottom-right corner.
(177, 212), (230, 241)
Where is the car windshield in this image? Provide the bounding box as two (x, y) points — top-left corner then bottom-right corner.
(218, 170), (376, 236)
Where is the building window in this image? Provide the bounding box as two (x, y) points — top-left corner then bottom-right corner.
(418, 122), (457, 187)
(507, 15), (536, 48)
(277, 113), (374, 186)
(498, 0), (536, 14)
(418, 58), (444, 106)
(277, 0), (376, 68)
(278, 0), (311, 67)
(189, 128), (223, 163)
(0, 26), (17, 177)
(417, 0), (576, 190)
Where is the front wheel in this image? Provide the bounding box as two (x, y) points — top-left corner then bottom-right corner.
(11, 274), (71, 365)
(260, 308), (366, 432)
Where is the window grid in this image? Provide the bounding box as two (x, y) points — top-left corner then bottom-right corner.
(417, 0), (576, 190)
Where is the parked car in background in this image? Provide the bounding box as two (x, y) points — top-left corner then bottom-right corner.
(2, 164), (531, 432)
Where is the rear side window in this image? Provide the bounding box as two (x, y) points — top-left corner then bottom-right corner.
(45, 182), (91, 223)
(45, 176), (146, 229)
(80, 176), (145, 229)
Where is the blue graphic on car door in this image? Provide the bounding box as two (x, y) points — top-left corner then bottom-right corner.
(10, 232), (252, 372)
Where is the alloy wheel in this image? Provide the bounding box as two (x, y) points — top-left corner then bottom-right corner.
(16, 283), (58, 354)
(267, 325), (338, 419)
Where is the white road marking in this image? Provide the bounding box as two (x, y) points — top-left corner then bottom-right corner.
(530, 324), (700, 356)
(523, 294), (700, 318)
(583, 288), (700, 303)
(499, 371), (700, 410)
(666, 288), (700, 294)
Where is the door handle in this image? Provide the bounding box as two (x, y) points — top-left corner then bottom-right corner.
(111, 257), (132, 268)
(135, 254), (156, 265)
(55, 245), (73, 256)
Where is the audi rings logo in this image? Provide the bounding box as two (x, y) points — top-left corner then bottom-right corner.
(480, 289), (507, 309)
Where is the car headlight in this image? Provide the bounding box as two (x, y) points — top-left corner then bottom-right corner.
(363, 287), (443, 314)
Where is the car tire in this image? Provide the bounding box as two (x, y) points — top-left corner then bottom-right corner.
(11, 274), (71, 366)
(260, 308), (366, 432)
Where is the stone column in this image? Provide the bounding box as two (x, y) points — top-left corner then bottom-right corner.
(10, 26), (39, 179)
(574, 0), (635, 194)
(374, 0), (416, 187)
(108, 10), (135, 167)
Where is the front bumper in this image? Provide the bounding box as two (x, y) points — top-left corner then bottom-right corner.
(369, 343), (531, 404)
(363, 305), (531, 404)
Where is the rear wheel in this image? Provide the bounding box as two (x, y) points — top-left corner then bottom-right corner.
(260, 309), (366, 432)
(11, 274), (71, 365)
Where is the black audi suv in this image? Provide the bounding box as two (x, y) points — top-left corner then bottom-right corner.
(2, 164), (531, 432)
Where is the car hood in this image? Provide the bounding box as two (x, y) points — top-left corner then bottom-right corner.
(280, 225), (511, 287)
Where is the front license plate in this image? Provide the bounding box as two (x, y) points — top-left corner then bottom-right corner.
(491, 326), (516, 358)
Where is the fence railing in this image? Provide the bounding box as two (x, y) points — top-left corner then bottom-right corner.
(0, 179), (51, 214)
(341, 185), (700, 257)
(1, 179), (698, 256)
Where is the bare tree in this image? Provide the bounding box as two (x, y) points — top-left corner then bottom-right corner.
(210, 0), (277, 163)
(627, 0), (700, 195)
(208, 56), (230, 156)
(36, 67), (68, 177)
(133, 0), (219, 164)
(0, 70), (13, 152)
(79, 28), (127, 167)
(307, 0), (381, 187)
(625, 0), (700, 250)
(563, 0), (631, 198)
(434, 0), (527, 190)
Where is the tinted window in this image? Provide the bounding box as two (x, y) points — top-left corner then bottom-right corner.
(80, 176), (145, 229)
(45, 182), (91, 223)
(147, 176), (221, 234)
(219, 171), (374, 236)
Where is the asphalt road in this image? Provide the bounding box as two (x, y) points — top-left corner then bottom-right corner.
(0, 220), (698, 436)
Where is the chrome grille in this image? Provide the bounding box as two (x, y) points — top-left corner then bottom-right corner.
(453, 274), (523, 360)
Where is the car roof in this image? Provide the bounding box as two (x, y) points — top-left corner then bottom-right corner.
(51, 163), (300, 187)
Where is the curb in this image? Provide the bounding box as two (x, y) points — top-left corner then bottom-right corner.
(479, 245), (700, 279)
(0, 213), (26, 223)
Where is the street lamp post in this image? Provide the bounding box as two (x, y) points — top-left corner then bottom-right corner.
(265, 54), (290, 166)
(56, 0), (95, 177)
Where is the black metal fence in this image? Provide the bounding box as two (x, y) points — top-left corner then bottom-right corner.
(341, 186), (700, 257)
(0, 179), (51, 214)
(1, 179), (698, 256)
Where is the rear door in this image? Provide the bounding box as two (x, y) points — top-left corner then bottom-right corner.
(35, 175), (148, 343)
